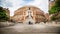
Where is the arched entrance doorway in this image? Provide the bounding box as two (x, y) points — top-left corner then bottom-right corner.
(24, 18), (35, 24)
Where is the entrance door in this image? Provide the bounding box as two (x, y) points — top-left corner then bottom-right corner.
(28, 21), (32, 24)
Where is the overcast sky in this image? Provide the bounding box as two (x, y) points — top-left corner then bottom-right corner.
(0, 0), (49, 16)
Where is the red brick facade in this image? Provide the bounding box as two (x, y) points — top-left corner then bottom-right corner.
(12, 6), (46, 23)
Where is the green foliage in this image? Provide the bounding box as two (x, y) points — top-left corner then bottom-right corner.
(0, 7), (8, 21)
(51, 15), (56, 21)
(55, 0), (60, 7)
(49, 0), (60, 14)
(49, 0), (60, 21)
(49, 6), (57, 14)
(51, 12), (60, 21)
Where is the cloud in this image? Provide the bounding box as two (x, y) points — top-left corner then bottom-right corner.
(25, 0), (48, 13)
(5, 2), (13, 7)
(0, 0), (48, 16)
(0, 0), (13, 7)
(23, 0), (34, 2)
(0, 0), (5, 7)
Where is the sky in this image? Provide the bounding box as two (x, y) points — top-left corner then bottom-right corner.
(0, 0), (49, 16)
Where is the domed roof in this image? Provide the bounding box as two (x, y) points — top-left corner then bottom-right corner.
(14, 6), (44, 15)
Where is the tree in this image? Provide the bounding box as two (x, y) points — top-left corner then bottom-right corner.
(49, 0), (60, 14)
(0, 7), (8, 21)
(51, 13), (60, 22)
(55, 0), (60, 7)
(49, 6), (57, 14)
(49, 0), (60, 21)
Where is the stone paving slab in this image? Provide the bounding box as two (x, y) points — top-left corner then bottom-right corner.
(0, 23), (60, 34)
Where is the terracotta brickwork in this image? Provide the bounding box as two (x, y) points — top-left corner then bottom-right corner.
(12, 6), (46, 23)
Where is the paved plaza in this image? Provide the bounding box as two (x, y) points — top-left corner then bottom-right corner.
(0, 23), (60, 34)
